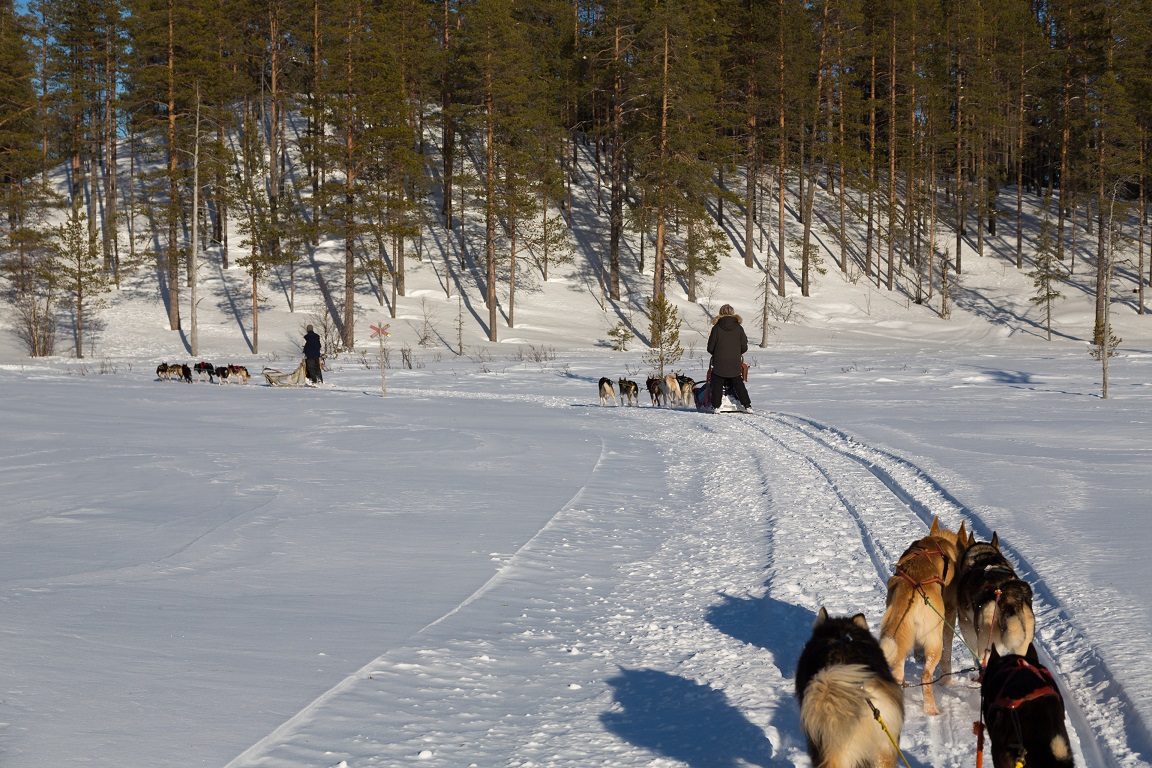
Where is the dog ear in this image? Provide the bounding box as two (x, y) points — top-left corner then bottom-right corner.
(851, 613), (869, 631)
(956, 520), (967, 545)
(991, 532), (1000, 551)
(814, 607), (829, 627)
(1024, 643), (1040, 664)
(987, 645), (1001, 666)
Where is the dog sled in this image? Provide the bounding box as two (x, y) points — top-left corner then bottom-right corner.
(694, 363), (750, 413)
(262, 360), (309, 387)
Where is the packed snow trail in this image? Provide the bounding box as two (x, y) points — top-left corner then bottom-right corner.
(228, 395), (1126, 767)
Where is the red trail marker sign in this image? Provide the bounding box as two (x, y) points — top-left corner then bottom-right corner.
(370, 324), (390, 397)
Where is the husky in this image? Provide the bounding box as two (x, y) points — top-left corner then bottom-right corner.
(618, 378), (639, 406)
(158, 363), (191, 382)
(797, 608), (904, 768)
(981, 644), (1074, 768)
(193, 361), (215, 382)
(657, 373), (680, 407)
(214, 366), (231, 384)
(879, 517), (965, 715)
(957, 532), (1035, 663)
(228, 365), (251, 384)
(645, 376), (662, 406)
(676, 375), (695, 407)
(598, 377), (618, 406)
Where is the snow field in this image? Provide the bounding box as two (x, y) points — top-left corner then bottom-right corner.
(225, 394), (1112, 768)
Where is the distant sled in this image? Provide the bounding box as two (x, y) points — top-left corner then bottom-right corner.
(262, 361), (309, 387)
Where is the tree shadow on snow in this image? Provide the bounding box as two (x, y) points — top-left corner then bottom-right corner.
(601, 667), (785, 767)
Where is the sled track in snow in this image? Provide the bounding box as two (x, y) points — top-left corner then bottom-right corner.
(725, 409), (1142, 768)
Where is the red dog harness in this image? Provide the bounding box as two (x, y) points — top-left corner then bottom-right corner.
(987, 657), (1061, 710)
(895, 540), (951, 588)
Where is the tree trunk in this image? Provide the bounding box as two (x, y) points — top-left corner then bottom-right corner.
(866, 22), (876, 279)
(166, 0), (180, 331)
(744, 90), (756, 268)
(609, 20), (623, 300)
(485, 35), (497, 341)
(1016, 40), (1025, 269)
(1140, 128), (1146, 314)
(441, 0), (455, 228)
(886, 17), (896, 291)
(776, 0), (786, 298)
(653, 25), (670, 300)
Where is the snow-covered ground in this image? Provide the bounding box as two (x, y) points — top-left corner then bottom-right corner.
(3, 134), (1152, 766)
(2, 336), (1151, 768)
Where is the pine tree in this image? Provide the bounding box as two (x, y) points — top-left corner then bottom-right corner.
(629, 0), (730, 301)
(455, 0), (552, 341)
(53, 196), (112, 358)
(1028, 197), (1065, 341)
(643, 293), (683, 377)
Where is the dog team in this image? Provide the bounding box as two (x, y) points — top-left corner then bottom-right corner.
(798, 517), (1072, 768)
(156, 361), (250, 384)
(598, 374), (695, 407)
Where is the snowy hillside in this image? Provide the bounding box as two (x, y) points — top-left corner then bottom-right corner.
(2, 135), (1152, 768)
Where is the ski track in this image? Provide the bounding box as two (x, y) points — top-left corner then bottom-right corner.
(227, 397), (1134, 768)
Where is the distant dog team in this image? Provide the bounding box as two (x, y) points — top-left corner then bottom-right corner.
(601, 373), (693, 407)
(158, 361), (249, 384)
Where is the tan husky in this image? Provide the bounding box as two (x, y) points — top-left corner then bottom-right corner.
(879, 517), (966, 715)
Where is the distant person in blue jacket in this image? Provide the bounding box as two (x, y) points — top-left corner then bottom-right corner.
(303, 325), (323, 384)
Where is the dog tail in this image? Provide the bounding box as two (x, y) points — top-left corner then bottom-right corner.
(801, 664), (902, 748)
(997, 603), (1036, 657)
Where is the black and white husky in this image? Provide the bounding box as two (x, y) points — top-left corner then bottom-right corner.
(598, 377), (618, 406)
(957, 533), (1035, 661)
(797, 608), (904, 768)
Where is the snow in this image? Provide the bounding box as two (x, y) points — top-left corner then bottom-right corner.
(3, 142), (1152, 766)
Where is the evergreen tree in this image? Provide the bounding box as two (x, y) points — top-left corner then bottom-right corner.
(455, 0), (552, 341)
(53, 196), (111, 358)
(629, 0), (730, 301)
(643, 292), (683, 376)
(1028, 197), (1065, 341)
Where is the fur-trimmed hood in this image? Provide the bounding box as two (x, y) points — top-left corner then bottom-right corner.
(713, 313), (743, 326)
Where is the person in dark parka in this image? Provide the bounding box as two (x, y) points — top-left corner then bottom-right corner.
(303, 324), (323, 384)
(706, 304), (752, 412)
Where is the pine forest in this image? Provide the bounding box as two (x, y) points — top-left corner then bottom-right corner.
(2, 0), (1152, 357)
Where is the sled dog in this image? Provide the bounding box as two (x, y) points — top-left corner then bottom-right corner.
(193, 361), (215, 382)
(879, 517), (966, 716)
(598, 377), (618, 406)
(228, 365), (251, 384)
(676, 375), (695, 407)
(645, 377), (662, 406)
(618, 378), (639, 406)
(657, 373), (682, 407)
(157, 363), (191, 382)
(214, 366), (231, 384)
(957, 532), (1035, 662)
(797, 608), (904, 768)
(981, 644), (1073, 768)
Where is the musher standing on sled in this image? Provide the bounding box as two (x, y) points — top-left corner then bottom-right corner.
(706, 304), (752, 413)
